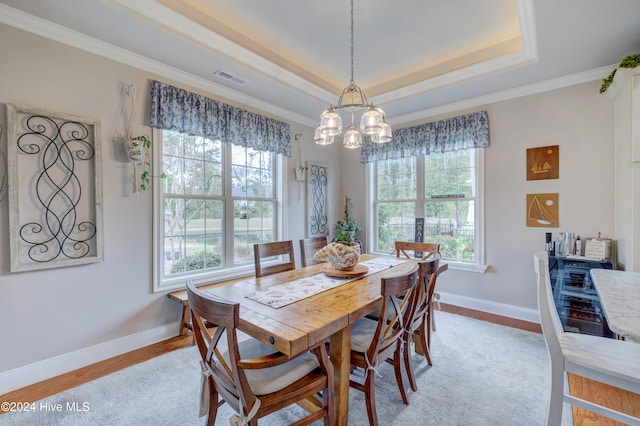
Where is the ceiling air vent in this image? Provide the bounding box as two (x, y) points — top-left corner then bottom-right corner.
(213, 69), (248, 86)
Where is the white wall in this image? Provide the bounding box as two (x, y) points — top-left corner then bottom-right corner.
(284, 124), (342, 263)
(342, 82), (615, 320)
(0, 23), (616, 392)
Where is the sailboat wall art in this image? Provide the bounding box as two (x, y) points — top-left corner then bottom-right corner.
(527, 193), (559, 227)
(526, 145), (559, 180)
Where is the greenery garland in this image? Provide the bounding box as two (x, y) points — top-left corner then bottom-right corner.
(600, 53), (640, 94)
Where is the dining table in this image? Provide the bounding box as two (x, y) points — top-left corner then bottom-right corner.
(196, 253), (434, 425)
(590, 268), (640, 342)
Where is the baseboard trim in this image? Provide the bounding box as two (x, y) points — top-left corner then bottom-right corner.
(438, 291), (540, 324)
(0, 323), (179, 394)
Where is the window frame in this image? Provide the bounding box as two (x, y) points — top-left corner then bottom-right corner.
(152, 128), (285, 292)
(366, 148), (487, 273)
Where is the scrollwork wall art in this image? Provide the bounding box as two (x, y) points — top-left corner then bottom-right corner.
(306, 161), (328, 237)
(7, 104), (104, 272)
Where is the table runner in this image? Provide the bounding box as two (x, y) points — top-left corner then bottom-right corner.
(245, 257), (407, 308)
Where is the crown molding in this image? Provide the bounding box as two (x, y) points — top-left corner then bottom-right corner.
(0, 3), (318, 128)
(389, 65), (614, 126)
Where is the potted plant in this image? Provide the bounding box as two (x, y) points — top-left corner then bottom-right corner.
(294, 165), (307, 182)
(129, 134), (166, 192)
(600, 53), (640, 94)
(334, 196), (362, 250)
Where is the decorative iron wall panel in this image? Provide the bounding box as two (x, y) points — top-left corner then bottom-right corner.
(306, 161), (328, 237)
(7, 104), (103, 272)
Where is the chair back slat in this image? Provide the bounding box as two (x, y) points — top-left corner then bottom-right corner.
(254, 240), (296, 277)
(395, 241), (440, 261)
(406, 255), (440, 334)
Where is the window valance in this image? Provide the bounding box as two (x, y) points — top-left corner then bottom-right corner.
(149, 80), (292, 157)
(360, 110), (489, 163)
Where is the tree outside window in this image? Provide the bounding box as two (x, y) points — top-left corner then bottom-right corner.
(375, 149), (479, 263)
(158, 130), (276, 283)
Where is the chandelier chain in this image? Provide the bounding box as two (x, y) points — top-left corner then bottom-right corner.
(350, 0), (355, 84)
(314, 0), (391, 147)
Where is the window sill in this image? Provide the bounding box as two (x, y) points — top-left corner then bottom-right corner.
(370, 251), (489, 274)
(156, 264), (255, 293)
(445, 261), (489, 273)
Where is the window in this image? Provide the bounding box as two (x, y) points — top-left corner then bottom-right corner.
(153, 129), (281, 291)
(372, 149), (485, 269)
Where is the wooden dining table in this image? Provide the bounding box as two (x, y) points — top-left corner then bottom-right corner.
(194, 253), (421, 425)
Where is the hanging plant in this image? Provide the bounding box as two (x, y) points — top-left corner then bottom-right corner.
(130, 134), (165, 192)
(294, 165), (307, 182)
(121, 84), (165, 193)
(600, 53), (640, 94)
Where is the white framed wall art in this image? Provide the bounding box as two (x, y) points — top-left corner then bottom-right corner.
(6, 104), (104, 272)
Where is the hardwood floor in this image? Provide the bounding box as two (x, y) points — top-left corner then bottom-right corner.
(2, 303), (637, 425)
(568, 374), (640, 426)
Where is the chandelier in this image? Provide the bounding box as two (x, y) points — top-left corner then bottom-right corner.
(314, 0), (391, 149)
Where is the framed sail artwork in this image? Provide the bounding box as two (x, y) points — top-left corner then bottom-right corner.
(527, 193), (559, 227)
(526, 145), (559, 181)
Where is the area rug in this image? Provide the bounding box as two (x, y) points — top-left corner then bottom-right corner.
(0, 311), (566, 425)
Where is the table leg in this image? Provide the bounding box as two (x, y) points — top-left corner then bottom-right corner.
(329, 325), (351, 426)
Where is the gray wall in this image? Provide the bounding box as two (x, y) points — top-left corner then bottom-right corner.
(0, 23), (615, 392)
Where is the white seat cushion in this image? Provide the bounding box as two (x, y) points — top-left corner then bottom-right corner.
(560, 332), (640, 392)
(222, 335), (320, 396)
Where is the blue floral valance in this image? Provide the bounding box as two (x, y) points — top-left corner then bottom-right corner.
(149, 80), (292, 157)
(360, 111), (489, 163)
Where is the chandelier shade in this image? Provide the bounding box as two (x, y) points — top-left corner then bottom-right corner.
(314, 127), (334, 145)
(319, 109), (343, 136)
(343, 125), (362, 149)
(360, 107), (384, 135)
(373, 122), (392, 143)
(315, 0), (391, 148)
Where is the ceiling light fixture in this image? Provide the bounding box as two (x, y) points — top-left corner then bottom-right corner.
(314, 0), (391, 148)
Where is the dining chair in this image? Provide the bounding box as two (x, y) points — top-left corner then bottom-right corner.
(186, 281), (335, 426)
(394, 241), (441, 334)
(533, 251), (640, 426)
(253, 240), (296, 278)
(403, 255), (440, 390)
(299, 236), (328, 267)
(349, 263), (419, 426)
